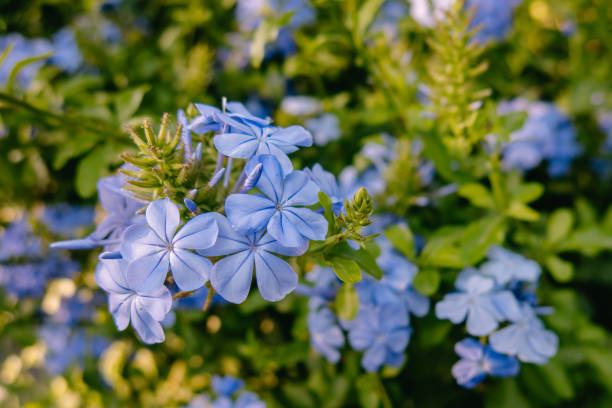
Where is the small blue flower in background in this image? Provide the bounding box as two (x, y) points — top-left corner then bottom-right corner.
(225, 155), (327, 248)
(489, 303), (559, 364)
(0, 218), (42, 261)
(479, 245), (541, 286)
(308, 307), (345, 363)
(198, 213), (306, 303)
(41, 203), (94, 238)
(121, 198), (219, 292)
(346, 303), (411, 372)
(95, 257), (172, 344)
(281, 96), (322, 116)
(435, 273), (518, 336)
(186, 374), (265, 408)
(305, 163), (345, 214)
(306, 113), (341, 146)
(592, 112), (612, 177)
(49, 28), (83, 73)
(371, 0), (410, 40)
(497, 99), (581, 177)
(452, 338), (520, 388)
(177, 108), (194, 159)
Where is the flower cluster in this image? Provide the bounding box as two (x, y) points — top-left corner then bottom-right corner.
(51, 100), (380, 344)
(185, 375), (265, 408)
(301, 236), (429, 372)
(435, 245), (559, 388)
(496, 99), (581, 177)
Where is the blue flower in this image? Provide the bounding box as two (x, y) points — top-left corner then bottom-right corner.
(121, 198), (219, 292)
(198, 213), (306, 303)
(95, 257), (172, 344)
(452, 338), (520, 388)
(0, 218), (42, 261)
(489, 303), (559, 364)
(50, 28), (82, 73)
(212, 375), (245, 397)
(435, 274), (519, 336)
(307, 307), (345, 363)
(41, 203), (94, 238)
(346, 303), (411, 372)
(281, 96), (322, 116)
(296, 266), (341, 309)
(498, 99), (581, 177)
(178, 108), (194, 159)
(479, 245), (541, 286)
(225, 155), (327, 248)
(306, 113), (341, 146)
(213, 117), (312, 175)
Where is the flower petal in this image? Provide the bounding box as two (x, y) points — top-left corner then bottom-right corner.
(146, 198), (180, 243)
(210, 250), (255, 304)
(135, 287), (172, 321)
(282, 207), (328, 241)
(254, 154), (284, 202)
(173, 212), (219, 250)
(362, 340), (386, 372)
(454, 338), (484, 361)
(225, 193), (275, 234)
(267, 125), (313, 151)
(257, 233), (309, 256)
(95, 258), (130, 294)
(130, 301), (165, 344)
(213, 133), (258, 159)
(126, 251), (169, 293)
(254, 251), (298, 302)
(108, 293), (133, 330)
(197, 214), (250, 256)
(466, 303), (499, 336)
(281, 171), (320, 206)
(452, 359), (486, 389)
(489, 324), (524, 356)
(435, 293), (469, 324)
(169, 249), (211, 291)
(267, 211), (307, 248)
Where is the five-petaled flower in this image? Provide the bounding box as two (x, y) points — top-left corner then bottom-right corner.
(121, 198), (219, 293)
(225, 154), (328, 248)
(95, 257), (172, 344)
(198, 213), (307, 303)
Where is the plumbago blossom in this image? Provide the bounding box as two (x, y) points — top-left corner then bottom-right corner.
(185, 375), (265, 408)
(52, 99), (375, 344)
(299, 234), (429, 371)
(435, 245), (559, 388)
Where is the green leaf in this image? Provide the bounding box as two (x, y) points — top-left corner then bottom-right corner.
(6, 52), (52, 92)
(546, 208), (574, 245)
(535, 359), (575, 400)
(499, 110), (528, 134)
(326, 242), (383, 279)
(420, 226), (466, 268)
(459, 215), (506, 265)
(318, 191), (336, 233)
(458, 183), (495, 208)
(0, 43), (14, 67)
(585, 347), (612, 390)
(505, 201), (540, 221)
(329, 257), (362, 283)
(513, 182), (544, 203)
(413, 269), (441, 296)
(559, 227), (612, 256)
(384, 225), (415, 259)
(356, 0), (386, 39)
(545, 255), (574, 282)
(421, 131), (456, 182)
(335, 284), (359, 321)
(356, 374), (380, 408)
(53, 136), (100, 170)
(114, 85), (150, 124)
(575, 197), (596, 226)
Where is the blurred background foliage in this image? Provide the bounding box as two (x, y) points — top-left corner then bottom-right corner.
(0, 0), (612, 407)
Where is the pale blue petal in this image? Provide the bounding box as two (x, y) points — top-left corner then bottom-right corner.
(126, 251), (169, 293)
(490, 324), (524, 356)
(527, 328), (558, 361)
(225, 194), (275, 233)
(454, 338), (484, 361)
(254, 251), (298, 302)
(267, 125), (313, 151)
(210, 250), (255, 304)
(257, 233), (309, 256)
(466, 303), (499, 336)
(282, 207), (328, 241)
(386, 329), (410, 353)
(403, 289), (430, 317)
(197, 214), (250, 256)
(464, 274), (495, 295)
(267, 211), (307, 248)
(452, 359), (486, 388)
(95, 259), (130, 294)
(362, 340), (386, 372)
(281, 171), (320, 206)
(146, 198), (180, 243)
(435, 293), (469, 323)
(213, 133), (258, 159)
(254, 154), (284, 202)
(169, 249), (211, 291)
(173, 212), (219, 250)
(134, 287), (172, 322)
(108, 293), (133, 330)
(120, 225), (159, 260)
(130, 301), (165, 344)
(484, 348), (520, 377)
(492, 291), (522, 321)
